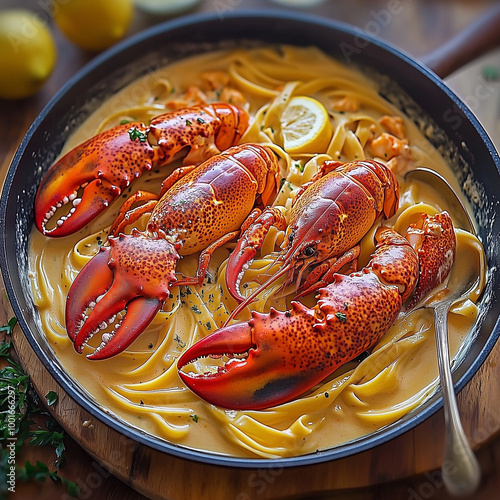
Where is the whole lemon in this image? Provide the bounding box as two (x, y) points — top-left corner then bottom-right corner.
(0, 10), (57, 100)
(53, 0), (133, 52)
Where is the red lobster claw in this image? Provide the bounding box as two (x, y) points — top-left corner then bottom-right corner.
(66, 230), (179, 359)
(405, 211), (456, 309)
(35, 123), (154, 237)
(177, 306), (321, 410)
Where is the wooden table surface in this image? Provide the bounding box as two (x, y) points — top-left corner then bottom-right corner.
(1, 1), (500, 499)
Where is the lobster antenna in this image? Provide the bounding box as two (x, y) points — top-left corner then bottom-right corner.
(224, 262), (293, 325)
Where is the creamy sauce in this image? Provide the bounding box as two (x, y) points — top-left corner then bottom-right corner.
(29, 46), (485, 458)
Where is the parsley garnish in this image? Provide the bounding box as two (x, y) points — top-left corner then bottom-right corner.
(335, 312), (347, 323)
(45, 391), (58, 406)
(0, 317), (17, 335)
(197, 117), (205, 124)
(190, 414), (199, 423)
(127, 127), (147, 142)
(0, 318), (79, 496)
(173, 334), (186, 349)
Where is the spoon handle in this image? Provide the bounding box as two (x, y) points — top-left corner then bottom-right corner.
(433, 301), (481, 496)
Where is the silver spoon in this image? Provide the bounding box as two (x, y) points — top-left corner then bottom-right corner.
(405, 168), (483, 495)
(405, 167), (475, 233)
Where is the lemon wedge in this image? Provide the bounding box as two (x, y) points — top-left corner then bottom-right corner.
(281, 96), (333, 154)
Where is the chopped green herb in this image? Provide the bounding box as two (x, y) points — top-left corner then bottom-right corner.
(335, 312), (347, 323)
(127, 127), (147, 142)
(0, 317), (17, 335)
(186, 119), (192, 126)
(190, 414), (199, 423)
(191, 305), (202, 314)
(174, 334), (186, 349)
(295, 163), (305, 173)
(197, 117), (205, 124)
(0, 321), (78, 494)
(45, 391), (58, 406)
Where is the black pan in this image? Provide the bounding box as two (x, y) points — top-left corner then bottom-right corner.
(1, 11), (499, 469)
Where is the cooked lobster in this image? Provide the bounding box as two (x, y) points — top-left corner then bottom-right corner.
(178, 211), (456, 410)
(34, 103), (249, 237)
(65, 143), (281, 359)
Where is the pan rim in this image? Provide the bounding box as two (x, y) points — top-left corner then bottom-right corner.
(1, 9), (499, 469)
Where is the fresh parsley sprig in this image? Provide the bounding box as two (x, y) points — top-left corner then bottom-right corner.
(0, 318), (79, 497)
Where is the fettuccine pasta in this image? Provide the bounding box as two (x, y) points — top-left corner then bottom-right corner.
(29, 46), (485, 458)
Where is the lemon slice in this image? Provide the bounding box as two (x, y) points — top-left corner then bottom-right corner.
(281, 96), (333, 154)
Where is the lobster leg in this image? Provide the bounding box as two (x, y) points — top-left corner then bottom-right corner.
(66, 231), (180, 359)
(294, 245), (360, 299)
(178, 226), (420, 409)
(108, 191), (159, 236)
(175, 229), (241, 288)
(225, 207), (288, 302)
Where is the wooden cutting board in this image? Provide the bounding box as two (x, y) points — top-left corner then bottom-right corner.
(3, 283), (500, 500)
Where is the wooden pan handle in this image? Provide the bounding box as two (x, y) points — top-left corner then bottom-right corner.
(421, 3), (500, 78)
